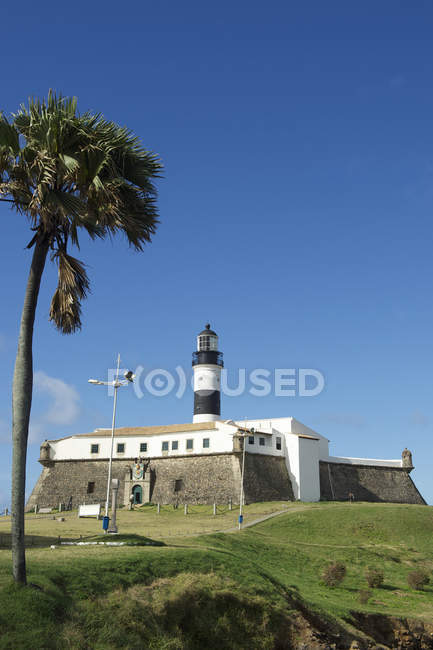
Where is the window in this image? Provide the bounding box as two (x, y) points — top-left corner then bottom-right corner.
(186, 439), (194, 450)
(117, 443), (125, 453)
(162, 441), (169, 452)
(90, 444), (99, 454)
(203, 438), (210, 448)
(248, 436), (254, 445)
(259, 437), (265, 446)
(276, 437), (282, 450)
(140, 442), (147, 453)
(87, 481), (95, 494)
(198, 335), (217, 351)
(174, 479), (183, 492)
(172, 441), (178, 450)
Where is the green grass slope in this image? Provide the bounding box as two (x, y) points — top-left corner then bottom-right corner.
(0, 502), (432, 649)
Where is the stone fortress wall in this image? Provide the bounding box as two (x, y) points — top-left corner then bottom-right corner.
(26, 452), (293, 510)
(26, 450), (425, 510)
(319, 461), (426, 505)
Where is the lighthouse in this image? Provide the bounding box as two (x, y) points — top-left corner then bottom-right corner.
(192, 324), (224, 423)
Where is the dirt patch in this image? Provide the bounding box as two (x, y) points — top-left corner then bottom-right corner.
(349, 612), (433, 649)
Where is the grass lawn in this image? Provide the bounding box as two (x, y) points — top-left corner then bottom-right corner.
(0, 500), (292, 547)
(0, 502), (432, 648)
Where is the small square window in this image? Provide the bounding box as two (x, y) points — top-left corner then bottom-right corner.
(172, 441), (178, 450)
(186, 439), (194, 450)
(162, 441), (169, 452)
(87, 481), (95, 494)
(140, 442), (147, 453)
(117, 443), (125, 453)
(174, 479), (183, 492)
(203, 438), (210, 448)
(248, 436), (254, 445)
(259, 437), (265, 446)
(276, 437), (282, 450)
(91, 444), (99, 454)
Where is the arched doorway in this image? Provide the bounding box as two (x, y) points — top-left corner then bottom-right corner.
(132, 485), (143, 504)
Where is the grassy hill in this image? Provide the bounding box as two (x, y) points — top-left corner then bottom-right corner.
(0, 502), (432, 648)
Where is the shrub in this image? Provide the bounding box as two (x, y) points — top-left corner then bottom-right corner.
(321, 562), (346, 587)
(365, 567), (384, 588)
(407, 570), (430, 591)
(358, 589), (372, 605)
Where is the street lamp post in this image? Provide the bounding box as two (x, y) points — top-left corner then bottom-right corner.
(88, 354), (135, 526)
(238, 432), (246, 530)
(108, 478), (120, 534)
(238, 422), (254, 531)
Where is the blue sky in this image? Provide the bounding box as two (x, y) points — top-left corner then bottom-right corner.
(1, 1), (433, 505)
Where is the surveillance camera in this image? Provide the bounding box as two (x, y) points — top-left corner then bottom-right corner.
(124, 370), (135, 382)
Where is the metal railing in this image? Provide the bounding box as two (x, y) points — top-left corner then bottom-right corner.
(192, 351), (224, 367)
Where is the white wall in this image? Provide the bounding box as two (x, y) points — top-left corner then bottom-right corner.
(230, 419), (286, 457)
(48, 420), (288, 465)
(298, 437), (320, 501)
(238, 417), (291, 434)
(283, 433), (300, 499)
(327, 455), (402, 468)
(290, 417), (330, 459)
(243, 433), (284, 456)
(50, 426), (233, 460)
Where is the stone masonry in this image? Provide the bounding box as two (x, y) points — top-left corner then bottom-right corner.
(26, 452), (294, 510)
(27, 453), (425, 511)
(319, 461), (426, 504)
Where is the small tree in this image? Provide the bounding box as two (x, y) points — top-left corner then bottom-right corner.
(321, 562), (346, 587)
(407, 570), (429, 591)
(365, 567), (384, 589)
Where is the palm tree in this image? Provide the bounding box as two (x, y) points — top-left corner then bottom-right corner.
(0, 92), (162, 584)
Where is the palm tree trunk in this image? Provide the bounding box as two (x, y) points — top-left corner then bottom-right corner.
(11, 235), (49, 584)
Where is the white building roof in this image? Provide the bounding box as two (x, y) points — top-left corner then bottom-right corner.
(49, 421), (218, 443)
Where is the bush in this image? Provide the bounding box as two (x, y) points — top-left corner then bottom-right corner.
(358, 589), (372, 605)
(365, 567), (384, 588)
(321, 562), (346, 587)
(407, 570), (430, 591)
(60, 573), (294, 649)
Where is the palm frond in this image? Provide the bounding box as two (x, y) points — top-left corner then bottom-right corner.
(49, 249), (90, 333)
(59, 154), (80, 174)
(0, 115), (19, 157)
(49, 287), (83, 334)
(45, 190), (86, 219)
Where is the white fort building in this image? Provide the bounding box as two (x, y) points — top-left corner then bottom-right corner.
(28, 325), (425, 509)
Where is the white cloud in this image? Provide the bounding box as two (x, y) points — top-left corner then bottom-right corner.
(0, 373), (80, 444)
(29, 371), (81, 443)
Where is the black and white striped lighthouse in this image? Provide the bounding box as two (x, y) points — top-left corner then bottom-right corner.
(192, 324), (224, 423)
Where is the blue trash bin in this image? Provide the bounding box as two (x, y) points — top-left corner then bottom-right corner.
(102, 515), (110, 531)
(238, 514), (243, 524)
